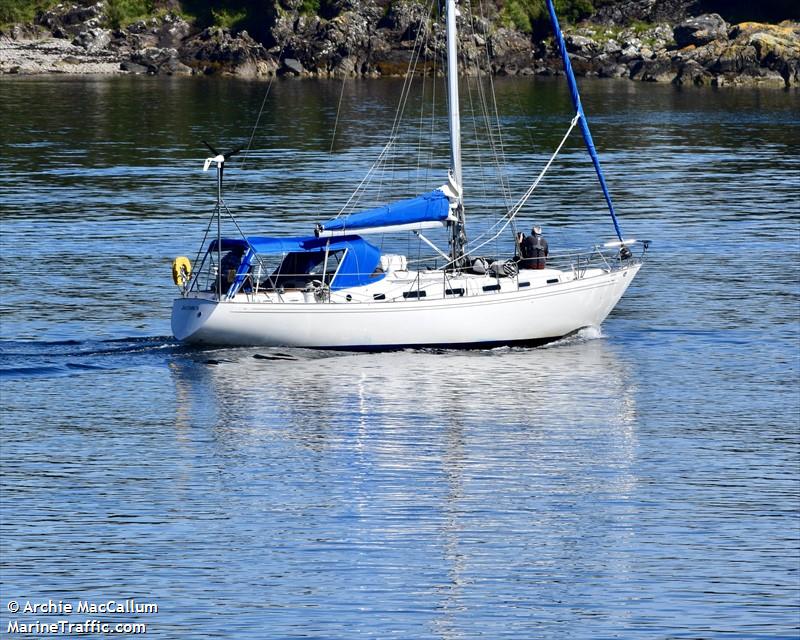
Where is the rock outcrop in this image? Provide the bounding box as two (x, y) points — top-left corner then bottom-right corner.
(548, 16), (799, 87)
(673, 12), (728, 47)
(0, 0), (798, 87)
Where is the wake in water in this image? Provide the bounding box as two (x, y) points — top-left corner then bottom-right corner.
(0, 326), (606, 379)
(542, 325), (604, 349)
(0, 336), (182, 378)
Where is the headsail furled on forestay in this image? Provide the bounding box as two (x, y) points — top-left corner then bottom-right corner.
(544, 0), (624, 242)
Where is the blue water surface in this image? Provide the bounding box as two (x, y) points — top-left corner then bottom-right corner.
(1, 76), (798, 638)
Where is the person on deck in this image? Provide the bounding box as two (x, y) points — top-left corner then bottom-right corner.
(220, 248), (245, 293)
(519, 225), (548, 270)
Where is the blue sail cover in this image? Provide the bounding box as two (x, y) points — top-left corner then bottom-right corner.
(316, 189), (451, 236)
(545, 0), (624, 242)
(210, 234), (383, 292)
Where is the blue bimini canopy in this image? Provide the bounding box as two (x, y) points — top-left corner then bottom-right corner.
(315, 189), (453, 237)
(209, 234), (384, 293)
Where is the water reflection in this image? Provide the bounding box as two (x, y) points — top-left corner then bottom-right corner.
(166, 337), (641, 635)
(168, 335), (638, 454)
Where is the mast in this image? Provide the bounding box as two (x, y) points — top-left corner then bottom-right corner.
(216, 159), (223, 299)
(445, 0), (467, 267)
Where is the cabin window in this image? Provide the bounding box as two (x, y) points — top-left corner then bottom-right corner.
(265, 250), (345, 289)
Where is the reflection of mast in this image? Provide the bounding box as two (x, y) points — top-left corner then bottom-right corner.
(436, 412), (467, 635)
(166, 343), (639, 600)
(445, 0), (467, 268)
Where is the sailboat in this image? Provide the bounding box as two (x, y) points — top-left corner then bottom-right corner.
(170, 0), (648, 349)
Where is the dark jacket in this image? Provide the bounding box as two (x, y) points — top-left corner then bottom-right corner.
(520, 233), (548, 269)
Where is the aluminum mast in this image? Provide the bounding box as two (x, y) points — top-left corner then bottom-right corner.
(445, 0), (467, 267)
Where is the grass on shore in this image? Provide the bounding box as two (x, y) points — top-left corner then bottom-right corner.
(0, 0), (57, 26)
(501, 0), (595, 33)
(106, 0), (156, 28)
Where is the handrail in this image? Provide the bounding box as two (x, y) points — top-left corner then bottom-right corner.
(185, 241), (648, 300)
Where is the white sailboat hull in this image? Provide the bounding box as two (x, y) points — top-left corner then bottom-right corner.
(172, 263), (640, 349)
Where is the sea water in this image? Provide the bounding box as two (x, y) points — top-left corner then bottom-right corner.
(1, 76), (798, 638)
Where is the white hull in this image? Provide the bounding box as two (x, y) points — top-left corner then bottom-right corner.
(172, 263), (640, 349)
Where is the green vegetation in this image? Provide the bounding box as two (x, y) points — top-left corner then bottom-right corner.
(299, 0), (320, 16)
(179, 0), (277, 41)
(501, 0), (595, 34)
(105, 0), (155, 28)
(571, 20), (674, 49)
(0, 0), (57, 26)
(628, 19), (653, 34)
(503, 0), (533, 33)
(210, 6), (247, 29)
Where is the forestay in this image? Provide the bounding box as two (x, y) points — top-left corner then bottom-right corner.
(544, 0), (624, 242)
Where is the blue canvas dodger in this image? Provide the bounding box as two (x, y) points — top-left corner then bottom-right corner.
(210, 235), (384, 293)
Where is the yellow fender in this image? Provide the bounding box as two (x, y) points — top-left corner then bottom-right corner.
(172, 256), (192, 287)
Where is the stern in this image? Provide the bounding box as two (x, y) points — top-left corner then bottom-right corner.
(171, 297), (218, 342)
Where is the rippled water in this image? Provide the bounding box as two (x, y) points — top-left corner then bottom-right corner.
(1, 76), (799, 638)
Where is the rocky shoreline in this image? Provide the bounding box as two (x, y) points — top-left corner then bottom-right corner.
(1, 1), (798, 87)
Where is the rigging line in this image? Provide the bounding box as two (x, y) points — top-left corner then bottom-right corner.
(467, 24), (510, 232)
(365, 0), (433, 207)
(338, 15), (427, 217)
(473, 0), (512, 209)
(190, 207), (218, 278)
(464, 69), (488, 202)
(464, 18), (510, 213)
(478, 0), (511, 202)
(425, 16), (438, 191)
(415, 8), (434, 195)
(329, 75), (348, 154)
(197, 48), (285, 279)
(383, 2), (433, 156)
(462, 11), (490, 162)
(466, 114), (578, 250)
(487, 73), (511, 202)
(410, 5), (433, 195)
(334, 136), (397, 218)
(221, 202), (270, 273)
(465, 113), (579, 258)
(477, 68), (518, 245)
(391, 4), (434, 148)
(473, 55), (511, 210)
(380, 0), (435, 204)
(477, 78), (499, 257)
(230, 42), (287, 195)
(416, 65), (426, 194)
